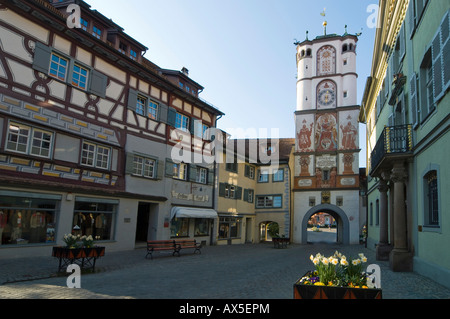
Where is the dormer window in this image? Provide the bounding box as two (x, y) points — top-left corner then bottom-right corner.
(119, 42), (127, 54)
(80, 17), (88, 31)
(92, 25), (102, 39)
(130, 49), (137, 61)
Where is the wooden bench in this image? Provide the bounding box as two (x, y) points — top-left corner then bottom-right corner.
(146, 240), (177, 259)
(173, 239), (202, 257)
(145, 239), (203, 259)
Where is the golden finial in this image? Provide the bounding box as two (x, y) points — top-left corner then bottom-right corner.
(320, 8), (327, 35)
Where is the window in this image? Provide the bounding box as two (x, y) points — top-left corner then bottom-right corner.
(256, 195), (282, 208)
(80, 17), (88, 31)
(424, 170), (439, 227)
(194, 219), (210, 236)
(0, 193), (59, 246)
(136, 95), (146, 116)
(273, 169), (284, 182)
(218, 217), (241, 239)
(171, 218), (189, 237)
(72, 64), (89, 90)
(31, 129), (52, 157)
(244, 165), (255, 179)
(244, 189), (254, 203)
(196, 167), (207, 184)
(133, 155), (156, 178)
(81, 142), (110, 169)
(73, 199), (117, 241)
(219, 183), (242, 200)
(130, 49), (137, 61)
(49, 53), (68, 81)
(172, 162), (187, 180)
(148, 101), (159, 120)
(322, 170), (330, 181)
(175, 113), (189, 131)
(258, 169), (269, 183)
(225, 161), (238, 173)
(119, 42), (127, 54)
(6, 122), (53, 158)
(32, 42), (107, 98)
(92, 25), (102, 39)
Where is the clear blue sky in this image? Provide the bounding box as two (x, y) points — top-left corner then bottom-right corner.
(87, 0), (377, 167)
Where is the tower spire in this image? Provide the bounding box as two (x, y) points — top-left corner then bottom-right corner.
(320, 8), (327, 35)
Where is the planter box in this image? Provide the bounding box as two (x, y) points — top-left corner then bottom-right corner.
(52, 247), (105, 272)
(294, 278), (382, 299)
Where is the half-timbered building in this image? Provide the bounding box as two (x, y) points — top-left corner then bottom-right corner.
(0, 0), (223, 257)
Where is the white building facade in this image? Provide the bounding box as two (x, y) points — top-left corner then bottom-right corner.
(292, 30), (363, 245)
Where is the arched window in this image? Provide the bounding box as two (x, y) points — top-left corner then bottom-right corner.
(317, 45), (336, 75)
(342, 44), (348, 52)
(424, 169), (439, 227)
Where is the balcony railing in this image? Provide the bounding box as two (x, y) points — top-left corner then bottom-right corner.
(370, 125), (413, 174)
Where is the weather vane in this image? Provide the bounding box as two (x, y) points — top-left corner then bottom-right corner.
(320, 8), (327, 35)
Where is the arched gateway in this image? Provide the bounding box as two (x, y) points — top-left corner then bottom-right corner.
(301, 204), (350, 245)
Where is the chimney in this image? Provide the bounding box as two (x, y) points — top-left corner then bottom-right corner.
(181, 67), (189, 76)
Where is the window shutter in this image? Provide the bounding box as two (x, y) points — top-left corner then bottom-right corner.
(89, 70), (107, 98)
(235, 186), (243, 200)
(218, 183), (226, 197)
(410, 73), (418, 126)
(156, 159), (164, 180)
(165, 158), (174, 177)
(32, 42), (51, 74)
(159, 103), (169, 123)
(208, 167), (214, 185)
(125, 152), (135, 175)
(442, 12), (450, 92)
(244, 165), (250, 177)
(399, 25), (406, 61)
(190, 117), (196, 135)
(408, 0), (416, 38)
(431, 31), (443, 103)
(189, 164), (197, 182)
(167, 107), (177, 127)
(243, 189), (249, 202)
(127, 88), (138, 110)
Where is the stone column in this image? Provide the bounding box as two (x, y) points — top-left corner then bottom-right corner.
(389, 163), (412, 272)
(376, 172), (391, 260)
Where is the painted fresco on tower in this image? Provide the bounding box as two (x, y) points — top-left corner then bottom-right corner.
(339, 110), (359, 150)
(316, 45), (336, 76)
(296, 114), (314, 152)
(315, 113), (337, 151)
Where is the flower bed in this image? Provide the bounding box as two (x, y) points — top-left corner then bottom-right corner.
(293, 251), (382, 299)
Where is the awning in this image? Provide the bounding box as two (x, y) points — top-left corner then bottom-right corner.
(170, 206), (218, 220)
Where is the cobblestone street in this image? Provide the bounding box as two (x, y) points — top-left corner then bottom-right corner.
(1, 243), (449, 300)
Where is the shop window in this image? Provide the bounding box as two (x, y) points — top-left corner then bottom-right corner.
(0, 193), (60, 246)
(194, 219), (210, 236)
(171, 218), (189, 237)
(218, 217), (241, 240)
(72, 199), (117, 241)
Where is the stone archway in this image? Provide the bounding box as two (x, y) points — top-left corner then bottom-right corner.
(301, 204), (350, 245)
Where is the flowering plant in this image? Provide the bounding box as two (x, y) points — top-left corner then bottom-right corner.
(299, 251), (371, 288)
(81, 235), (95, 248)
(63, 234), (81, 248)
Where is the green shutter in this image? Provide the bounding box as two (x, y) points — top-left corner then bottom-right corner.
(156, 159), (164, 180)
(208, 168), (215, 185)
(410, 73), (418, 125)
(127, 88), (138, 111)
(165, 158), (174, 177)
(189, 164), (197, 182)
(32, 42), (51, 74)
(89, 70), (107, 98)
(167, 107), (177, 127)
(243, 189), (249, 202)
(159, 103), (169, 123)
(235, 186), (243, 200)
(219, 183), (226, 197)
(432, 31), (443, 102)
(125, 152), (135, 175)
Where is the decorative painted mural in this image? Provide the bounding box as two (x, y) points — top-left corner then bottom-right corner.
(339, 110), (359, 150)
(315, 113), (337, 151)
(296, 114), (314, 152)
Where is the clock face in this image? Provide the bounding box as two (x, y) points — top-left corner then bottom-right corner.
(317, 80), (337, 108)
(318, 88), (336, 106)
